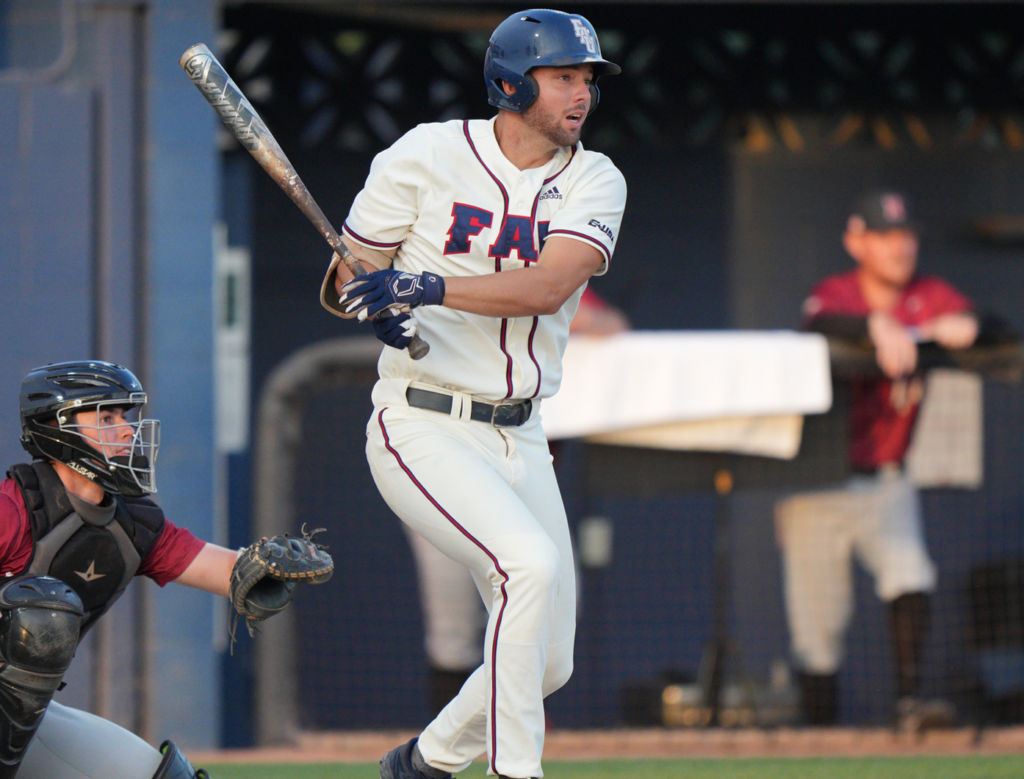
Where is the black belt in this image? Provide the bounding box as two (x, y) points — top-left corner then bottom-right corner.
(406, 387), (533, 428)
(852, 463), (904, 476)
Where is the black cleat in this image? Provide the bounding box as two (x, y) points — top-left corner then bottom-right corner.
(379, 737), (451, 779)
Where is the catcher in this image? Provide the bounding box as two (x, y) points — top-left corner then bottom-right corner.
(0, 360), (332, 779)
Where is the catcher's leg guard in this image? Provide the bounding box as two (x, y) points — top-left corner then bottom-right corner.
(0, 576), (83, 779)
(152, 740), (209, 779)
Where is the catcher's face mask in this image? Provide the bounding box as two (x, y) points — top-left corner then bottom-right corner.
(57, 395), (160, 495)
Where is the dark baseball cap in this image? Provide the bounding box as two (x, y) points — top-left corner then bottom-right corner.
(850, 190), (920, 233)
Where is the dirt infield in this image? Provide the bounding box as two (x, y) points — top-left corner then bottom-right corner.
(190, 726), (1024, 764)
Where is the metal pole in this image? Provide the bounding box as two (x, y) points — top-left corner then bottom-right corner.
(133, 2), (153, 743)
(702, 467), (733, 725)
(92, 0), (146, 726)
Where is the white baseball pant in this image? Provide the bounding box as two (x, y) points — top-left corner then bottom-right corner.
(366, 379), (575, 779)
(404, 524), (486, 671)
(19, 700), (163, 779)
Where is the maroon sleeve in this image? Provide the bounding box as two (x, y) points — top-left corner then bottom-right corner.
(920, 276), (973, 317)
(137, 517), (206, 587)
(801, 272), (867, 324)
(0, 480), (34, 578)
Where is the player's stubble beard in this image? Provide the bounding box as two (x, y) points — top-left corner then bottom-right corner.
(522, 100), (585, 148)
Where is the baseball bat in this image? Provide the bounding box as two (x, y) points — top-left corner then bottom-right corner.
(178, 43), (429, 360)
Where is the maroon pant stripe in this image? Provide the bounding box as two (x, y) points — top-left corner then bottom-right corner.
(377, 408), (510, 774)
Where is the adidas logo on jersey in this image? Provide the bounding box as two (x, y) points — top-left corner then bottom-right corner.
(539, 186), (562, 201)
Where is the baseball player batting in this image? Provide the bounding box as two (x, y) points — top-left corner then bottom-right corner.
(328, 9), (627, 779)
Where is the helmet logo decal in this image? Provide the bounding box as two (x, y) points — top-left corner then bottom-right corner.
(75, 561), (106, 583)
(882, 194), (907, 223)
(570, 19), (597, 54)
(67, 461), (98, 481)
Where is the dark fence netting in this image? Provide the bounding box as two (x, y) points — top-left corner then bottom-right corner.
(233, 1), (1024, 739)
(288, 347), (1024, 732)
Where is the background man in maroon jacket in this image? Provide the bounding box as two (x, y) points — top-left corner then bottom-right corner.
(776, 191), (977, 732)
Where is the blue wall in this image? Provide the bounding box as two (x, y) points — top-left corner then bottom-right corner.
(0, 1), (7, 66)
(0, 84), (93, 466)
(144, 0), (219, 749)
(0, 0), (222, 749)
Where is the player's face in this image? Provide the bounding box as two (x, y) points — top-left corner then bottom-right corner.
(522, 65), (594, 147)
(72, 406), (136, 459)
(862, 228), (919, 287)
(849, 225), (919, 288)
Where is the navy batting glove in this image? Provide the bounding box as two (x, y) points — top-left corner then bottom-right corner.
(372, 310), (419, 350)
(339, 269), (445, 321)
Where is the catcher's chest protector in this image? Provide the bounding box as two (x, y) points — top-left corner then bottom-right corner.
(7, 462), (164, 636)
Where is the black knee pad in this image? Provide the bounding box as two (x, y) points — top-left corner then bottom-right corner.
(152, 740), (209, 779)
(0, 576), (84, 777)
(0, 576), (83, 677)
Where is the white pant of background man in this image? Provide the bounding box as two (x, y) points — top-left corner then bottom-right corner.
(776, 467), (940, 727)
(404, 526), (486, 715)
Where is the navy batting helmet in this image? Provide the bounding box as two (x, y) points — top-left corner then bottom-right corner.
(484, 9), (621, 114)
(20, 361), (160, 497)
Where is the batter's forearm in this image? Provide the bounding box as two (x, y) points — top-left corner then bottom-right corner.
(332, 235), (394, 292)
(442, 234), (604, 317)
(442, 266), (582, 318)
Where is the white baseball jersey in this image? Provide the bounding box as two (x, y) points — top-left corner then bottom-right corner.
(343, 117), (627, 401)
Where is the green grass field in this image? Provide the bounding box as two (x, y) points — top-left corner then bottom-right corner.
(202, 756), (1024, 779)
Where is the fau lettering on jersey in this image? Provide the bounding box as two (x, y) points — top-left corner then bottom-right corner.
(489, 215), (538, 262)
(444, 211), (550, 265)
(342, 117), (626, 403)
(444, 204), (493, 255)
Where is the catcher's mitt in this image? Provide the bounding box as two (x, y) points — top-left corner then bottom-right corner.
(228, 525), (334, 653)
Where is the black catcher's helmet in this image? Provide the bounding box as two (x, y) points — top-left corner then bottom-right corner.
(19, 361), (160, 497)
